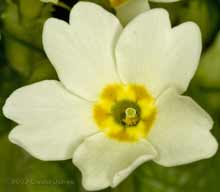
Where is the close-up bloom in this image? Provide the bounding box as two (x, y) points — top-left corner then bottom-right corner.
(2, 2), (218, 191)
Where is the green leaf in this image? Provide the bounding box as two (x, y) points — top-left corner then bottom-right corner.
(196, 32), (220, 89)
(0, 66), (21, 134)
(1, 0), (56, 80)
(0, 134), (83, 192)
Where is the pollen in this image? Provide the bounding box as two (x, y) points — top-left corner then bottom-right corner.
(93, 84), (157, 142)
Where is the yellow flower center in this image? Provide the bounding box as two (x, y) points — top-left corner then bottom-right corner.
(93, 84), (157, 142)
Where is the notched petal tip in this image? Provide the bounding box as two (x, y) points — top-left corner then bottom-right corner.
(173, 21), (202, 51)
(153, 123), (218, 168)
(111, 152), (157, 188)
(43, 17), (60, 30)
(72, 151), (104, 191)
(8, 126), (74, 161)
(8, 129), (25, 152)
(205, 133), (218, 159)
(69, 1), (121, 26)
(75, 152), (158, 191)
(43, 1), (122, 100)
(72, 135), (157, 191)
(150, 89), (218, 167)
(8, 129), (16, 144)
(2, 99), (10, 120)
(182, 21), (202, 35)
(42, 17), (69, 42)
(178, 94), (214, 131)
(160, 133), (218, 168)
(2, 89), (19, 122)
(8, 128), (50, 161)
(132, 8), (171, 27)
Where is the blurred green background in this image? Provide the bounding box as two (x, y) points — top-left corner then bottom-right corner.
(0, 0), (220, 191)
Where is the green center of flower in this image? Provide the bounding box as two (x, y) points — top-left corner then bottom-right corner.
(111, 100), (141, 127)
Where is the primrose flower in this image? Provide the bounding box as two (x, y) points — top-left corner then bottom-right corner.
(3, 2), (218, 191)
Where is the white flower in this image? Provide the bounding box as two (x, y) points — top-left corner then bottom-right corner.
(3, 2), (218, 191)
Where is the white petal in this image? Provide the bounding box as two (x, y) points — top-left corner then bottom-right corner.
(3, 80), (98, 160)
(116, 9), (202, 97)
(73, 133), (157, 191)
(43, 2), (122, 101)
(148, 89), (218, 167)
